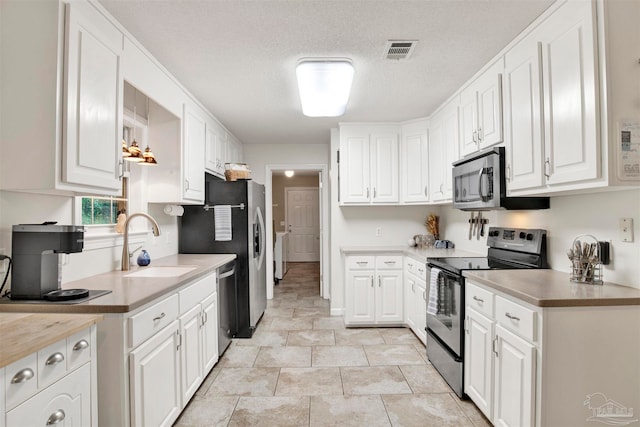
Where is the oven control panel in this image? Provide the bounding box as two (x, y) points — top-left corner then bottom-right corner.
(487, 227), (546, 254)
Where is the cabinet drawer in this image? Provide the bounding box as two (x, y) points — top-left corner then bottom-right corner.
(375, 255), (403, 270)
(37, 339), (68, 390)
(466, 282), (494, 318)
(129, 294), (179, 348)
(404, 257), (426, 279)
(66, 327), (92, 371)
(495, 296), (537, 342)
(179, 273), (216, 313)
(5, 353), (38, 410)
(346, 256), (375, 270)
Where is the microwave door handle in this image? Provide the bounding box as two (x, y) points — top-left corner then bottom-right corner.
(478, 168), (487, 201)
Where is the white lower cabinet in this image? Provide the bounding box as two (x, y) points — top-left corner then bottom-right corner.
(403, 257), (427, 344)
(345, 255), (403, 325)
(2, 325), (97, 427)
(464, 307), (493, 419)
(98, 271), (219, 427)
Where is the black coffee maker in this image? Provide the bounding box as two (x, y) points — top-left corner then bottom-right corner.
(10, 223), (85, 300)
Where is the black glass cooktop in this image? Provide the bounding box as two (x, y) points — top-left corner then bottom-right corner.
(427, 257), (535, 275)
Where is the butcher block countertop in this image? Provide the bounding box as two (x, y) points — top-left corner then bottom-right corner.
(464, 269), (640, 307)
(0, 254), (236, 314)
(0, 313), (103, 368)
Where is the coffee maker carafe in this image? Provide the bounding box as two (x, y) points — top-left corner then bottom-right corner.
(10, 223), (85, 300)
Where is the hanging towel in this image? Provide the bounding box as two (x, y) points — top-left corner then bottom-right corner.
(427, 267), (442, 315)
(213, 205), (232, 241)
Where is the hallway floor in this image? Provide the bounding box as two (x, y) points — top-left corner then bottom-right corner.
(175, 262), (490, 426)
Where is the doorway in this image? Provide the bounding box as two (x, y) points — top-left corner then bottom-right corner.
(285, 187), (320, 263)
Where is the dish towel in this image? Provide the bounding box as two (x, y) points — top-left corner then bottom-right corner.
(213, 205), (232, 241)
(427, 267), (442, 315)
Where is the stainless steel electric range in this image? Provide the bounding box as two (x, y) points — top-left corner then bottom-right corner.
(425, 226), (548, 397)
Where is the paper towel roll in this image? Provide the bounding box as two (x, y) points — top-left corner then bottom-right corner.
(163, 204), (184, 216)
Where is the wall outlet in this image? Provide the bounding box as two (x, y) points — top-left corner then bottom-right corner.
(620, 218), (634, 242)
(375, 227), (382, 237)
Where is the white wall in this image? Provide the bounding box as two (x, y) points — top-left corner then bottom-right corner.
(243, 143), (330, 184)
(439, 188), (640, 288)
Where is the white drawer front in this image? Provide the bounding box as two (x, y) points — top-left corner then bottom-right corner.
(129, 294), (179, 348)
(466, 282), (494, 318)
(5, 353), (38, 410)
(37, 339), (68, 390)
(346, 256), (375, 270)
(179, 273), (216, 313)
(66, 327), (92, 371)
(495, 296), (537, 342)
(375, 255), (403, 270)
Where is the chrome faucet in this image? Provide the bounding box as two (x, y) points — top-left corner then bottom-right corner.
(121, 212), (161, 271)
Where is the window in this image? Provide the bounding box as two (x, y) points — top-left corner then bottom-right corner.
(81, 194), (127, 225)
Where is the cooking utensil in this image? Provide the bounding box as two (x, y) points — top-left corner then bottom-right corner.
(476, 212), (482, 240)
(468, 212), (475, 240)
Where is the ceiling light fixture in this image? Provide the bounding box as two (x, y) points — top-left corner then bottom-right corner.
(284, 170), (295, 178)
(296, 58), (354, 117)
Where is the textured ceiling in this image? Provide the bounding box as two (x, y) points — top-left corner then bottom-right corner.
(98, 0), (554, 146)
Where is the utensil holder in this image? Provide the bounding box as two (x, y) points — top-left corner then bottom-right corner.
(569, 234), (603, 285)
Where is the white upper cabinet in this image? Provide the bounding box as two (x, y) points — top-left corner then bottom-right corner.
(538, 0), (599, 186)
(459, 60), (504, 157)
(183, 104), (206, 202)
(503, 31), (545, 192)
(401, 119), (429, 203)
(0, 0), (123, 196)
(339, 125), (399, 205)
(205, 119), (227, 177)
(429, 98), (459, 202)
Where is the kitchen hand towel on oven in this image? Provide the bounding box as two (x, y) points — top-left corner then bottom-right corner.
(427, 267), (442, 315)
(213, 205), (232, 241)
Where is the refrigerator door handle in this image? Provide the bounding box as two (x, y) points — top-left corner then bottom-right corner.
(254, 205), (266, 269)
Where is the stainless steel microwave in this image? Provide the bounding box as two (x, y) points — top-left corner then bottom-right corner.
(452, 147), (549, 211)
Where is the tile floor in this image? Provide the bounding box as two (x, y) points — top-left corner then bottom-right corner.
(174, 262), (490, 427)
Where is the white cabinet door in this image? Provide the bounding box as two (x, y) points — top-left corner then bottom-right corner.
(201, 293), (219, 374)
(459, 88), (479, 157)
(340, 133), (371, 204)
(477, 63), (503, 149)
(504, 33), (544, 192)
(345, 271), (375, 324)
(493, 324), (535, 427)
(179, 305), (203, 405)
(205, 121), (226, 176)
(428, 116), (445, 202)
(464, 307), (494, 420)
(6, 363), (91, 427)
(442, 103), (460, 199)
(183, 106), (206, 202)
(371, 132), (399, 203)
(130, 321), (181, 427)
(375, 271), (403, 323)
(404, 275), (417, 330)
(62, 2), (123, 194)
(401, 126), (429, 203)
(539, 0), (598, 186)
(414, 281), (427, 344)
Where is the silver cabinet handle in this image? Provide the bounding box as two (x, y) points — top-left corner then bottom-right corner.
(370, 277), (374, 288)
(176, 330), (182, 351)
(384, 261), (396, 265)
(46, 410), (66, 425)
(473, 130), (478, 143)
(439, 183), (443, 194)
(45, 352), (65, 366)
(411, 283), (415, 292)
(493, 336), (499, 357)
(544, 158), (551, 179)
(423, 290), (427, 300)
(356, 261), (369, 266)
(153, 312), (166, 322)
(373, 187), (377, 198)
(378, 277), (381, 287)
(473, 296), (484, 303)
(506, 164), (511, 182)
(505, 312), (520, 321)
(366, 188), (370, 198)
(11, 368), (34, 384)
(478, 127), (483, 141)
(417, 268), (424, 274)
(72, 339), (89, 352)
(424, 186), (428, 197)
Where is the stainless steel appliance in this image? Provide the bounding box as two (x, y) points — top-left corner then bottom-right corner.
(10, 223), (87, 300)
(216, 260), (236, 355)
(452, 147), (550, 211)
(426, 227), (548, 397)
(179, 176), (267, 338)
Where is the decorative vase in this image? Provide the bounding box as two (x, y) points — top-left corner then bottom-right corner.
(137, 249), (151, 266)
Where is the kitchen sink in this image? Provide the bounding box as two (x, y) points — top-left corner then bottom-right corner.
(124, 266), (198, 278)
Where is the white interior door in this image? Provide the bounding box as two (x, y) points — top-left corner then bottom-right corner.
(286, 187), (320, 262)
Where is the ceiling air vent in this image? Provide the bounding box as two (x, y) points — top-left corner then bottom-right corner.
(384, 40), (417, 60)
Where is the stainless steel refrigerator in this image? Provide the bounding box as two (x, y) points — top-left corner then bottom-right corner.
(179, 176), (266, 338)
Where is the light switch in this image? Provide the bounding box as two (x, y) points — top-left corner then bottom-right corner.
(620, 218), (634, 242)
(280, 221), (285, 226)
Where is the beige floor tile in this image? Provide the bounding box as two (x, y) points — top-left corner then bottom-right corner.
(228, 396), (310, 427)
(312, 345), (368, 367)
(293, 306), (330, 318)
(254, 346), (312, 368)
(399, 365), (452, 393)
(194, 363), (223, 398)
(275, 367), (343, 396)
(262, 306), (295, 318)
(174, 396), (238, 427)
(341, 366), (412, 395)
(207, 367), (280, 396)
(414, 342), (429, 362)
(334, 328), (385, 345)
(268, 317), (315, 331)
(309, 395), (392, 427)
(218, 345), (260, 367)
(450, 393), (492, 427)
(379, 327), (424, 345)
(278, 298), (317, 308)
(287, 330), (336, 346)
(364, 344), (427, 366)
(313, 317), (346, 330)
(383, 393), (474, 427)
(234, 330), (288, 347)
